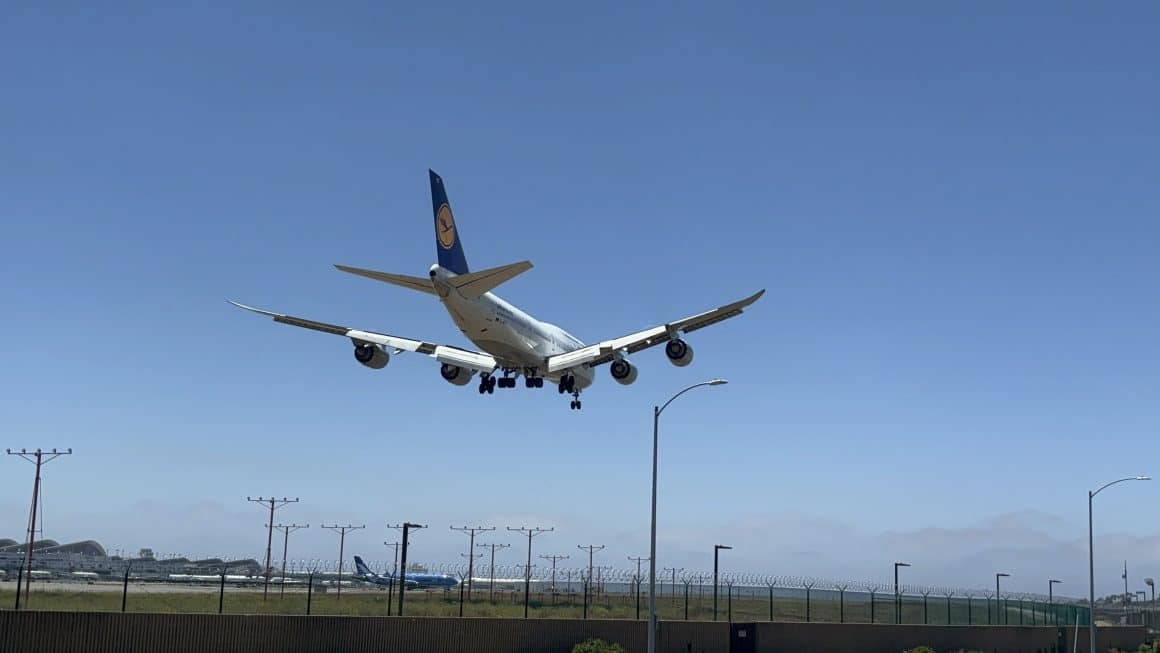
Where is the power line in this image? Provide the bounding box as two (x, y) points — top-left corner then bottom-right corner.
(475, 542), (511, 601)
(246, 496), (299, 600)
(320, 524), (364, 599)
(6, 447), (71, 610)
(271, 524), (308, 597)
(508, 526), (553, 618)
(450, 525), (494, 600)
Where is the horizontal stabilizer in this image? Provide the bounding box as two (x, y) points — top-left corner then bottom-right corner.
(334, 265), (437, 295)
(448, 260), (532, 299)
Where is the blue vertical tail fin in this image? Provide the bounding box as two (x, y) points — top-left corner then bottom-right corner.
(429, 169), (470, 275)
(353, 555), (373, 576)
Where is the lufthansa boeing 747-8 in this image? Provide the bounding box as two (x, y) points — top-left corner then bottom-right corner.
(231, 170), (762, 410)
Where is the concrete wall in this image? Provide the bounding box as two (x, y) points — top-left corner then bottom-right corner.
(750, 622), (1147, 653)
(0, 611), (1145, 653)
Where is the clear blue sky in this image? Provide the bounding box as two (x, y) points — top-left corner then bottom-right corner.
(1, 2), (1157, 596)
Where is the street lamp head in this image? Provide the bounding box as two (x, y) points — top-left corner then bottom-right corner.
(715, 544), (732, 551)
(1136, 476), (1151, 481)
(997, 573), (1010, 578)
(1146, 578), (1155, 587)
(708, 379), (728, 386)
(896, 562), (911, 567)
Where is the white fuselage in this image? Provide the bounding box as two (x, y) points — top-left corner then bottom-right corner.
(430, 265), (595, 389)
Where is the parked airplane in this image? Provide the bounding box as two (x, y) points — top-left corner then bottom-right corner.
(231, 170), (763, 410)
(352, 556), (458, 589)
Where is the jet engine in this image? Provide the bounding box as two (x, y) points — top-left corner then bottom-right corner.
(609, 359), (639, 385)
(440, 363), (475, 386)
(664, 339), (694, 367)
(353, 343), (390, 369)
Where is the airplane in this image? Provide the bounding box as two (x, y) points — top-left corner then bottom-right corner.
(352, 555), (458, 589)
(468, 576), (544, 590)
(230, 170), (763, 410)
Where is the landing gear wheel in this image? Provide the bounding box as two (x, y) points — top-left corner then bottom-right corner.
(525, 377), (534, 389)
(559, 374), (575, 394)
(535, 377), (544, 388)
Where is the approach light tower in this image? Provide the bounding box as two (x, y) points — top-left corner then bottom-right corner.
(247, 496), (299, 600)
(7, 447), (71, 609)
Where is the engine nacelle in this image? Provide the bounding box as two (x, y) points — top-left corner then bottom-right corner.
(609, 359), (639, 386)
(664, 339), (694, 367)
(353, 343), (390, 369)
(440, 363), (475, 386)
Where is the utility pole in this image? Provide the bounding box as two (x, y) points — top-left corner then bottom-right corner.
(321, 524), (364, 599)
(461, 552), (484, 576)
(7, 447), (71, 609)
(714, 544), (732, 621)
(508, 526), (553, 618)
(577, 544), (606, 600)
(383, 541), (401, 615)
(476, 542), (511, 601)
(388, 522), (425, 615)
(1124, 560), (1130, 619)
(450, 525), (494, 600)
(247, 496), (299, 600)
(540, 554), (569, 598)
(272, 523), (308, 597)
(664, 567), (683, 602)
(629, 556), (650, 620)
(384, 541), (403, 576)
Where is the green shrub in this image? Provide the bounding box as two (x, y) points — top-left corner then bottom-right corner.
(572, 638), (627, 653)
(907, 647), (936, 653)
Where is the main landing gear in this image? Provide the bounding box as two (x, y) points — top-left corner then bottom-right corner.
(558, 374), (582, 410)
(478, 374), (497, 394)
(479, 370), (581, 410)
(480, 369), (544, 393)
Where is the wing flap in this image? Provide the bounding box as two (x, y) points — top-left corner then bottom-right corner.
(433, 345), (498, 373)
(545, 289), (764, 371)
(230, 301), (496, 374)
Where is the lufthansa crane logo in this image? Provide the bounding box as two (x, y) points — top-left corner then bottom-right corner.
(436, 204), (457, 250)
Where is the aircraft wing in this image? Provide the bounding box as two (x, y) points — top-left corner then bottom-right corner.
(545, 289), (764, 373)
(229, 301), (498, 374)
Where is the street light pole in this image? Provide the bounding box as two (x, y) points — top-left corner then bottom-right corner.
(894, 562), (911, 624)
(1089, 475), (1150, 653)
(996, 573), (1010, 625)
(714, 544), (732, 621)
(648, 379), (727, 653)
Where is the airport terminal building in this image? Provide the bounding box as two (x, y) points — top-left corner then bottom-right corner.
(0, 538), (260, 578)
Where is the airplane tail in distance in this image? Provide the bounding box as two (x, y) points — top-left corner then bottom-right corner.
(430, 169), (470, 275)
(353, 556), (373, 576)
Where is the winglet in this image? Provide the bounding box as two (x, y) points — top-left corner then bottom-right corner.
(228, 300), (282, 318)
